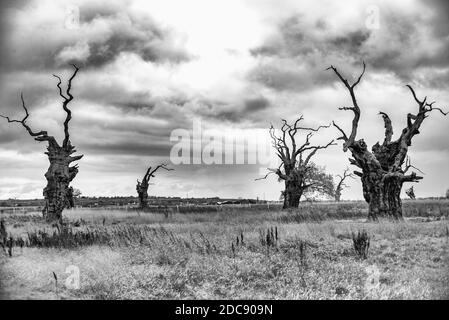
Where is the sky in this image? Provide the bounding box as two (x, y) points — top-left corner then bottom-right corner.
(0, 0), (448, 200)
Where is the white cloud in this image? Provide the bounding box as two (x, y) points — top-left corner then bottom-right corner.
(56, 41), (91, 65)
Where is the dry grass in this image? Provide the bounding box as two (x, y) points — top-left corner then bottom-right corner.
(0, 202), (448, 300)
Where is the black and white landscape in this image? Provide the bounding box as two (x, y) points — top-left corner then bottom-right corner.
(0, 0), (448, 301)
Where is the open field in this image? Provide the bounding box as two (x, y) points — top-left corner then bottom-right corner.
(1, 200), (448, 300)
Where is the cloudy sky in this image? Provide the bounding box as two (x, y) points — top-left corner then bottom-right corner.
(0, 0), (448, 200)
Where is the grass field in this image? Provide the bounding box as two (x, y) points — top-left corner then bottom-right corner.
(0, 200), (448, 300)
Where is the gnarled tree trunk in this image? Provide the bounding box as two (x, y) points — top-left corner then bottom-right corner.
(43, 144), (80, 221)
(361, 173), (403, 220)
(283, 179), (303, 209)
(136, 180), (149, 209)
(136, 164), (172, 209)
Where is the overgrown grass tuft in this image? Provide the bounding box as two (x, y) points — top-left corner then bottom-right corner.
(352, 230), (370, 259)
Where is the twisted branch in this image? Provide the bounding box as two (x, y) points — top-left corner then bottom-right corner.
(327, 62), (365, 151)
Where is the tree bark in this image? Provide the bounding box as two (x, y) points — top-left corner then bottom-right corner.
(42, 144), (80, 222)
(136, 164), (172, 209)
(361, 172), (403, 220)
(283, 179), (303, 209)
(136, 182), (149, 209)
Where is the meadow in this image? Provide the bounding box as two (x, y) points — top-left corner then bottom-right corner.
(0, 199), (448, 300)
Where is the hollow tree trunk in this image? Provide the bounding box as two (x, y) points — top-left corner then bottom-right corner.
(136, 184), (149, 209)
(361, 171), (403, 220)
(283, 180), (303, 209)
(42, 145), (79, 223)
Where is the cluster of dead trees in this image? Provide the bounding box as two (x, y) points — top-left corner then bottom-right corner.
(258, 62), (447, 220)
(1, 63), (447, 223)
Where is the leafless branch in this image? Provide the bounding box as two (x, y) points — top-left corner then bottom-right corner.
(332, 121), (348, 142)
(53, 64), (80, 148)
(144, 163), (174, 183)
(0, 93), (58, 146)
(255, 170), (276, 181)
(327, 62), (365, 151)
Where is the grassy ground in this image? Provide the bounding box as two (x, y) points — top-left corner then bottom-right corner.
(0, 202), (448, 300)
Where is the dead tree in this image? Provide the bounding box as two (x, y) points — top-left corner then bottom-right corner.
(1, 65), (82, 223)
(334, 167), (355, 202)
(136, 164), (173, 209)
(257, 117), (335, 209)
(327, 62), (447, 220)
(405, 186), (416, 200)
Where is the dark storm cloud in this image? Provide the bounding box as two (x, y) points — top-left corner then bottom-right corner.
(60, 19), (191, 68)
(82, 141), (171, 156)
(193, 95), (271, 123)
(251, 16), (370, 59)
(0, 129), (21, 144)
(0, 73), (62, 117)
(77, 2), (124, 24)
(113, 101), (156, 111)
(244, 96), (270, 112)
(0, 0), (28, 72)
(425, 0), (449, 37)
(249, 2), (449, 91)
(194, 98), (239, 122)
(96, 90), (156, 111)
(0, 0), (192, 72)
(330, 30), (371, 55)
(248, 64), (333, 91)
(249, 15), (372, 91)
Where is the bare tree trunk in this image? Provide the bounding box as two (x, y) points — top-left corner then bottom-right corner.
(137, 183), (149, 209)
(136, 164), (172, 209)
(361, 172), (403, 220)
(43, 145), (80, 222)
(283, 180), (302, 209)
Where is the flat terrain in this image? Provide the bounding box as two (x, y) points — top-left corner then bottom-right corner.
(0, 201), (448, 300)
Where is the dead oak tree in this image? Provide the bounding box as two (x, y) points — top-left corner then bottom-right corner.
(136, 163), (173, 209)
(334, 167), (355, 202)
(257, 117), (335, 209)
(327, 62), (447, 220)
(1, 65), (82, 223)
